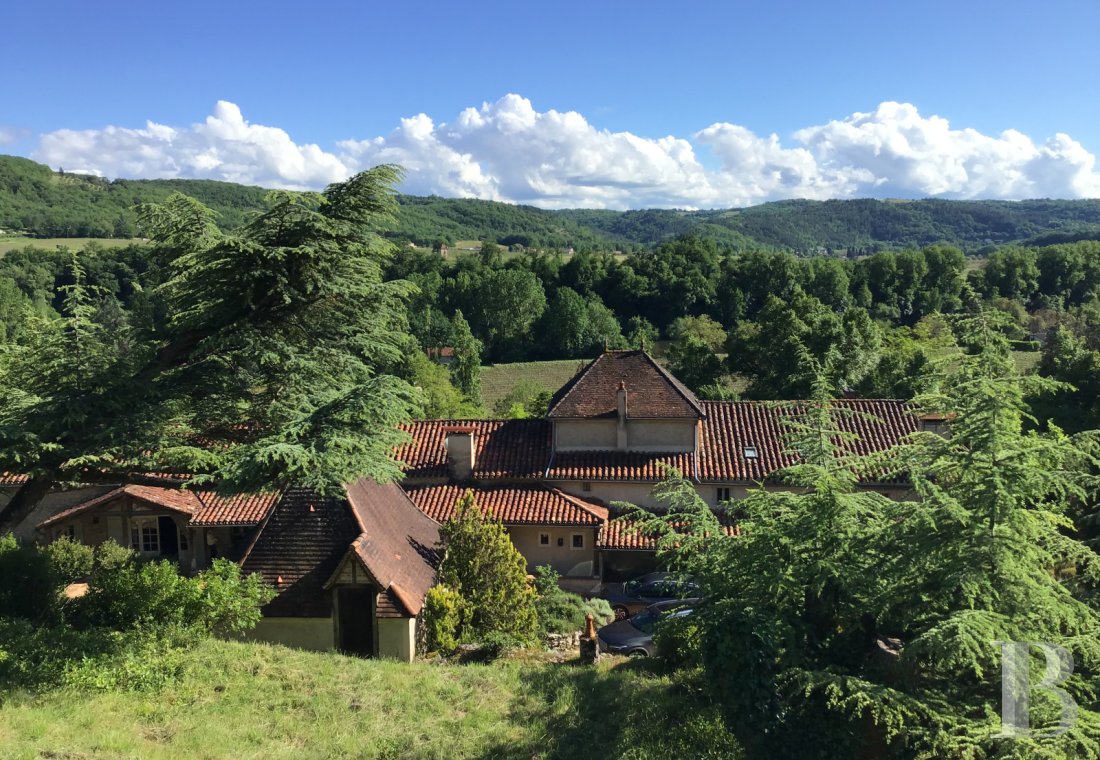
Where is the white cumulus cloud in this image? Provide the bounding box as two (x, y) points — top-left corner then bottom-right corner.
(31, 96), (1100, 207)
(36, 101), (350, 190)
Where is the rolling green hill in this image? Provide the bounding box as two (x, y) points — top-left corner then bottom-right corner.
(3, 154), (1099, 253)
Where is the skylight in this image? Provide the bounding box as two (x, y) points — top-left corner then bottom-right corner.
(743, 445), (759, 459)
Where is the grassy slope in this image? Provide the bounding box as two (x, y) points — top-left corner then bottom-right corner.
(0, 639), (740, 759)
(0, 236), (142, 255)
(480, 360), (586, 411)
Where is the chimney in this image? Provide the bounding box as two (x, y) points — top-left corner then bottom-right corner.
(616, 381), (628, 449)
(445, 427), (477, 481)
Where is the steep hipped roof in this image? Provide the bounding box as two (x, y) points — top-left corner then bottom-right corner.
(240, 489), (358, 618)
(547, 350), (704, 419)
(403, 483), (607, 527)
(343, 478), (440, 617)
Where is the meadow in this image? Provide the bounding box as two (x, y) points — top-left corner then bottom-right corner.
(0, 639), (740, 759)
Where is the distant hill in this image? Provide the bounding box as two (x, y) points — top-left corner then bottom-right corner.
(3, 154), (1099, 253)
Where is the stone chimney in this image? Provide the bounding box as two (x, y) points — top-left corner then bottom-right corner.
(444, 427), (477, 481)
(616, 381), (628, 449)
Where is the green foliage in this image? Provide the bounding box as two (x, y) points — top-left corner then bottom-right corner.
(628, 330), (1100, 758)
(727, 289), (882, 398)
(420, 584), (464, 653)
(532, 565), (613, 637)
(406, 350), (484, 419)
(449, 309), (482, 401)
(0, 166), (421, 500)
(492, 377), (553, 418)
(437, 491), (538, 644)
(41, 536), (94, 583)
(0, 533), (61, 622)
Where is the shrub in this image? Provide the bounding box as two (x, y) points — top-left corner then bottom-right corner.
(437, 491), (538, 644)
(421, 585), (463, 653)
(652, 607), (702, 668)
(533, 566), (613, 637)
(41, 536), (94, 583)
(0, 533), (61, 622)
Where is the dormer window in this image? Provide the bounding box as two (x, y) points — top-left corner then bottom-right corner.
(743, 445), (758, 459)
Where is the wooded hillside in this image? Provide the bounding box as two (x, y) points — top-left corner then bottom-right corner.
(4, 155), (1099, 252)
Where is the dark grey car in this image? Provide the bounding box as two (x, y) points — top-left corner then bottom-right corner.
(598, 571), (698, 620)
(596, 599), (698, 657)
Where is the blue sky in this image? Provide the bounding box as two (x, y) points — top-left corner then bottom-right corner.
(3, 0), (1098, 208)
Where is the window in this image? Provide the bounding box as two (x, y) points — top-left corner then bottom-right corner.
(571, 533), (585, 550)
(743, 445), (758, 459)
(716, 487), (731, 502)
(64, 524), (76, 540)
(179, 529), (189, 551)
(130, 519), (159, 553)
(582, 481), (593, 492)
(539, 532), (550, 546)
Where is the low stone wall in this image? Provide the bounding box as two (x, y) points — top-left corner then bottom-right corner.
(544, 630), (582, 652)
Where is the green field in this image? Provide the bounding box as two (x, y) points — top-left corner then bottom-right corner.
(480, 359), (587, 410)
(0, 236), (143, 255)
(0, 639), (740, 759)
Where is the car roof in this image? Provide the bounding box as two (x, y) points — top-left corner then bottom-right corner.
(649, 598), (700, 612)
(632, 571), (689, 583)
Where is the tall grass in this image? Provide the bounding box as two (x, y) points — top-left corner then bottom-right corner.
(0, 638), (741, 759)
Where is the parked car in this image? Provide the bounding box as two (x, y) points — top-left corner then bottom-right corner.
(597, 599), (698, 657)
(599, 571), (698, 620)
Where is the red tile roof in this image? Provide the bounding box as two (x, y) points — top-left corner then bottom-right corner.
(37, 485), (203, 529)
(404, 483), (607, 526)
(397, 419), (550, 480)
(544, 450), (696, 482)
(35, 484), (281, 530)
(547, 350), (704, 419)
(696, 400), (919, 483)
(598, 512), (739, 551)
(0, 473), (29, 487)
(241, 490), (358, 618)
(344, 478), (441, 618)
(192, 490), (282, 527)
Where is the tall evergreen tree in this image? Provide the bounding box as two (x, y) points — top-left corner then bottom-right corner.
(449, 309), (482, 403)
(0, 166), (418, 531)
(625, 326), (1100, 758)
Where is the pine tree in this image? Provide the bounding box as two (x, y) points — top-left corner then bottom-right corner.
(437, 491), (537, 643)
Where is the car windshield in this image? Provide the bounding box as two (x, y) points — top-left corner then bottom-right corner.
(630, 608), (662, 634)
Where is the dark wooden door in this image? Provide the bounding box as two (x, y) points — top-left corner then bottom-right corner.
(337, 587), (375, 656)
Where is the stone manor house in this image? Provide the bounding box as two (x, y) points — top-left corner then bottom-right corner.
(0, 350), (923, 661)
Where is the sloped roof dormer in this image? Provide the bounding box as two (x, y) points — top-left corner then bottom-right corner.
(546, 350), (705, 420)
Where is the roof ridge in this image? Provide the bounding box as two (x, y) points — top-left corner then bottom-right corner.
(545, 353), (603, 416)
(637, 351), (706, 418)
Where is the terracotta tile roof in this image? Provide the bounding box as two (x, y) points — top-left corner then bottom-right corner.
(397, 419), (550, 480)
(403, 483), (607, 526)
(547, 350), (704, 419)
(344, 478), (441, 618)
(192, 490), (282, 527)
(241, 489), (358, 618)
(37, 485), (203, 529)
(697, 399), (919, 483)
(0, 473), (29, 487)
(544, 450), (696, 482)
(598, 511), (739, 551)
